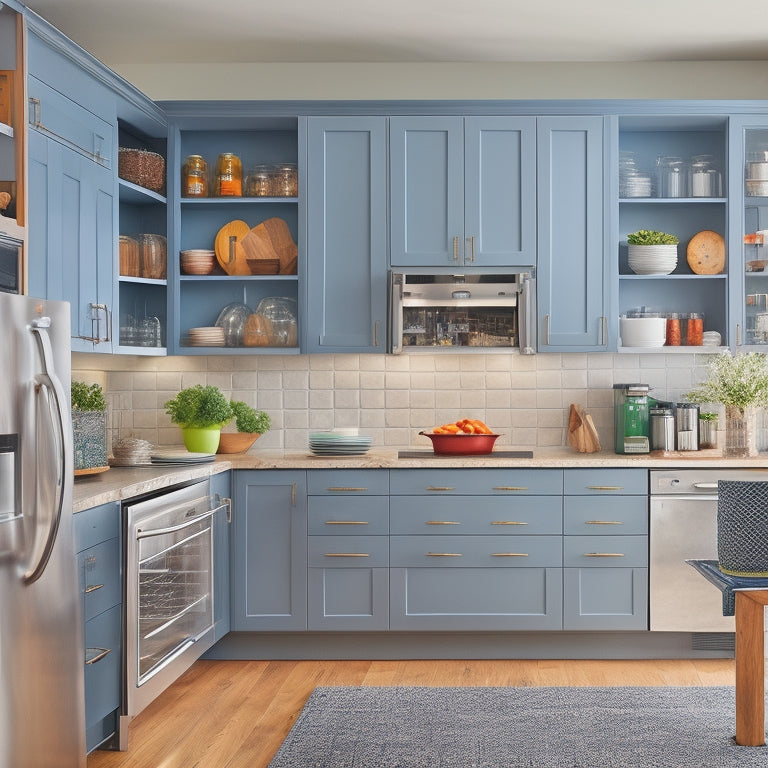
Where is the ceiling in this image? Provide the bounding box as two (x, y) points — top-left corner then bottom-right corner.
(20, 0), (768, 67)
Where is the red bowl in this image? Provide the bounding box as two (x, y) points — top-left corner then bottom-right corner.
(419, 431), (500, 456)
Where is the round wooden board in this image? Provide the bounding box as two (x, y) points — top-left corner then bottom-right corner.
(74, 465), (110, 477)
(214, 219), (251, 275)
(686, 230), (725, 274)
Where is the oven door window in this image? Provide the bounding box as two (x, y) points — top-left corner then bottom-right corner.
(136, 511), (213, 683)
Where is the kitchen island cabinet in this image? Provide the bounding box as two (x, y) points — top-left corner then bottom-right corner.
(231, 470), (307, 631)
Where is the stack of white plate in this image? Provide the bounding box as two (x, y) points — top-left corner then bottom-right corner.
(628, 245), (678, 275)
(110, 438), (153, 466)
(309, 432), (372, 456)
(150, 450), (216, 465)
(188, 326), (225, 346)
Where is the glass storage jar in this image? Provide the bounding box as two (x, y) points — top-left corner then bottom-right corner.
(657, 156), (687, 198)
(215, 153), (243, 196)
(689, 154), (722, 198)
(244, 165), (274, 197)
(273, 163), (298, 197)
(182, 155), (208, 197)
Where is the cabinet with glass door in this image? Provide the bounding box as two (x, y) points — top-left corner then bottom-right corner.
(163, 113), (301, 355)
(616, 116), (728, 352)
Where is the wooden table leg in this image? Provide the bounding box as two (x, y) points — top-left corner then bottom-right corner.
(735, 591), (766, 746)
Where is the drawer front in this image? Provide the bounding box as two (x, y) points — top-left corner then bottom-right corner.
(307, 469), (389, 495)
(84, 604), (121, 729)
(563, 496), (647, 535)
(308, 535), (389, 567)
(390, 495), (561, 535)
(563, 535), (648, 567)
(390, 535), (561, 567)
(563, 468), (647, 495)
(308, 496), (389, 535)
(390, 469), (563, 496)
(79, 537), (121, 621)
(74, 501), (120, 552)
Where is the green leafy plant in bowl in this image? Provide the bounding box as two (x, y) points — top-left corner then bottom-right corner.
(164, 385), (233, 453)
(71, 381), (108, 471)
(218, 401), (271, 454)
(627, 230), (679, 245)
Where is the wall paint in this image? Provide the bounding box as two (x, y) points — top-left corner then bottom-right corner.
(116, 61), (768, 102)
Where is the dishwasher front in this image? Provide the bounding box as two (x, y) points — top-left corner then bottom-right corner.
(649, 468), (768, 633)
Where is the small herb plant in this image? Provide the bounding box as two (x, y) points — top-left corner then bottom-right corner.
(164, 385), (233, 429)
(627, 230), (679, 246)
(231, 401), (271, 434)
(685, 351), (768, 409)
(71, 381), (106, 412)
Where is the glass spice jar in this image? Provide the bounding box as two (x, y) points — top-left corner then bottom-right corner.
(182, 155), (208, 197)
(273, 162), (298, 197)
(245, 165), (274, 197)
(665, 314), (681, 346)
(215, 153), (243, 196)
(687, 312), (704, 346)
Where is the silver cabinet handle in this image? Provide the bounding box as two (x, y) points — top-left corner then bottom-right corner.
(491, 521), (528, 525)
(544, 314), (550, 345)
(373, 320), (379, 347)
(492, 552), (529, 557)
(584, 553), (625, 557)
(84, 583), (104, 593)
(221, 496), (232, 524)
(325, 520), (369, 525)
(327, 487), (369, 492)
(85, 647), (111, 665)
(585, 520), (623, 525)
(737, 323), (742, 346)
(77, 303), (111, 344)
(586, 485), (623, 491)
(291, 483), (296, 506)
(601, 316), (608, 346)
(324, 553), (370, 558)
(427, 552), (462, 557)
(426, 486), (454, 492)
(427, 520), (460, 525)
(453, 236), (459, 262)
(470, 235), (475, 262)
(493, 486), (529, 491)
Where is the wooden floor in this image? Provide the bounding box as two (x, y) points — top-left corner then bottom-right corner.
(87, 657), (735, 768)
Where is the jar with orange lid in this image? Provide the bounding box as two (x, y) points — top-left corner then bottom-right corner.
(215, 153), (243, 196)
(182, 154), (208, 197)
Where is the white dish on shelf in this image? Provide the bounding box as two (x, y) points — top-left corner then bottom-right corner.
(619, 316), (666, 348)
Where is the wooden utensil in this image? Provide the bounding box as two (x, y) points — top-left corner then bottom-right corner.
(687, 230), (725, 275)
(214, 219), (251, 275)
(568, 403), (601, 453)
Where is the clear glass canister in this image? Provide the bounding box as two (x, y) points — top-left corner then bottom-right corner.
(182, 155), (208, 197)
(215, 153), (243, 196)
(657, 156), (687, 198)
(273, 163), (298, 197)
(689, 154), (722, 198)
(245, 165), (274, 197)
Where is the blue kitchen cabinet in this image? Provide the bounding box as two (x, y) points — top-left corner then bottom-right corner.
(305, 116), (388, 352)
(73, 501), (122, 753)
(562, 469), (648, 630)
(388, 469), (563, 630)
(390, 116), (536, 268)
(307, 470), (390, 630)
(232, 470), (307, 631)
(537, 115), (608, 350)
(209, 470), (232, 642)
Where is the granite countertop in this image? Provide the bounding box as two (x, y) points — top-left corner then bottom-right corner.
(72, 445), (768, 514)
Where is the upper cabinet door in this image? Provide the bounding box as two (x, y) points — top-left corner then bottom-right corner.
(390, 116), (464, 267)
(306, 116), (387, 352)
(464, 116), (536, 267)
(537, 116), (606, 351)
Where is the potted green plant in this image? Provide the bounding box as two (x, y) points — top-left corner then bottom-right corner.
(164, 385), (233, 454)
(71, 380), (108, 472)
(698, 411), (719, 449)
(684, 350), (768, 457)
(217, 401), (271, 454)
(626, 230), (679, 275)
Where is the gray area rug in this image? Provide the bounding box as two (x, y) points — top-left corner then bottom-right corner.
(267, 686), (768, 768)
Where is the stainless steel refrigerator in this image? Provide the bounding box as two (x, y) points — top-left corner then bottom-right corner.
(0, 292), (85, 767)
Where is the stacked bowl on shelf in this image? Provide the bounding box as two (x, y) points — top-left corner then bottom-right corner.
(180, 249), (216, 275)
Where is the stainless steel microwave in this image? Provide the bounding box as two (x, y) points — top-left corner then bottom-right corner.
(0, 232), (22, 294)
(389, 271), (536, 354)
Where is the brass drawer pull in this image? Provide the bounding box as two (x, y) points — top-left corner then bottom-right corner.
(492, 486), (529, 491)
(327, 487), (369, 492)
(586, 485), (623, 491)
(427, 521), (460, 525)
(85, 647), (111, 665)
(584, 553), (625, 557)
(426, 486), (454, 491)
(324, 553), (370, 558)
(427, 552), (462, 557)
(84, 583), (104, 593)
(492, 552), (529, 557)
(491, 521), (528, 526)
(585, 520), (623, 525)
(325, 520), (369, 525)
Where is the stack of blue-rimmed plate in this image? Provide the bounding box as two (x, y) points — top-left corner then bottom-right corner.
(309, 432), (372, 456)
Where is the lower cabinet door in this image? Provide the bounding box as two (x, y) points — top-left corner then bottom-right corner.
(84, 604), (121, 752)
(563, 567), (648, 630)
(389, 566), (563, 631)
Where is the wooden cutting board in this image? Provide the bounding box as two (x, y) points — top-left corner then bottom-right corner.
(214, 220), (251, 275)
(687, 230), (725, 275)
(567, 403), (601, 453)
(240, 217), (298, 275)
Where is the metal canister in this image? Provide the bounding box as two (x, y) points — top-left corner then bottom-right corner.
(650, 406), (675, 452)
(675, 403), (700, 451)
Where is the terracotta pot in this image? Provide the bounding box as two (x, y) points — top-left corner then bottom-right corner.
(217, 432), (260, 454)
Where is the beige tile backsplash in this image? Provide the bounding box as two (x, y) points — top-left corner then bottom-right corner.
(72, 351), (717, 452)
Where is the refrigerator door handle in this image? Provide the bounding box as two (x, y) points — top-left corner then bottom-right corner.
(24, 319), (68, 584)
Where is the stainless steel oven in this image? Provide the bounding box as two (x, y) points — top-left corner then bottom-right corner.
(121, 479), (229, 744)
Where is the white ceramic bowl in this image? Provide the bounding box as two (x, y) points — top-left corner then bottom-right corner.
(619, 316), (667, 348)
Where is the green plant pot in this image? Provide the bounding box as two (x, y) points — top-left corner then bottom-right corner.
(181, 427), (221, 454)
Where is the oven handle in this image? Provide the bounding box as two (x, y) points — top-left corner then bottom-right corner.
(136, 501), (228, 540)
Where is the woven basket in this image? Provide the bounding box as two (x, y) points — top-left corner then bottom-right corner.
(718, 480), (768, 576)
(118, 148), (165, 192)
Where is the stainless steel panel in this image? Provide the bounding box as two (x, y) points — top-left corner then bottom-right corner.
(0, 293), (85, 768)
